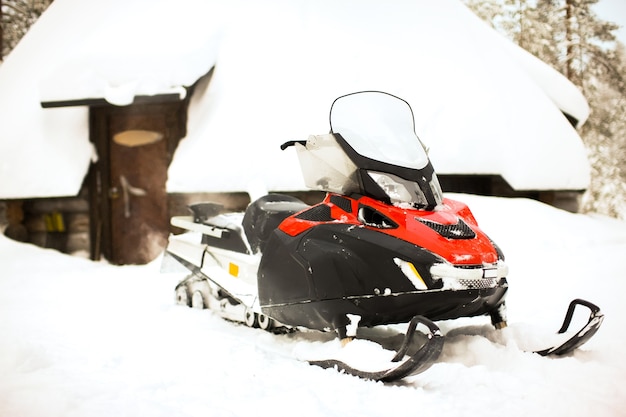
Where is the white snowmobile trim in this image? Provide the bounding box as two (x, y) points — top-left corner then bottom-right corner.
(200, 262), (260, 310)
(171, 212), (254, 254)
(167, 228), (262, 311)
(171, 215), (225, 238)
(430, 260), (508, 285)
(167, 232), (205, 268)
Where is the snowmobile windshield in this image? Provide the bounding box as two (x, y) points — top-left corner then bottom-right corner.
(329, 91), (429, 170)
(325, 91), (443, 210)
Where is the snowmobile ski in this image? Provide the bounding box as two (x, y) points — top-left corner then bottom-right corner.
(535, 298), (604, 356)
(309, 315), (444, 382)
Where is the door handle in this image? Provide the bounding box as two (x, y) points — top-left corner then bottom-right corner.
(120, 175), (147, 218)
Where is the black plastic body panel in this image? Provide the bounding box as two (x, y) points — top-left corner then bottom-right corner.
(258, 223), (508, 332)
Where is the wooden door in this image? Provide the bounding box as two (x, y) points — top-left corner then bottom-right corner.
(108, 115), (170, 264)
(89, 99), (189, 265)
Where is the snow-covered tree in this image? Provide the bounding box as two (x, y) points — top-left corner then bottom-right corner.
(580, 43), (626, 217)
(0, 0), (52, 61)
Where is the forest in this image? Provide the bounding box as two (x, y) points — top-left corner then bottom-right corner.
(2, 0), (624, 219)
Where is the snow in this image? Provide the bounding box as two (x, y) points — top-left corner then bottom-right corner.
(38, 0), (225, 105)
(0, 0), (590, 199)
(2, 194), (626, 417)
(0, 0), (225, 199)
(168, 0), (591, 193)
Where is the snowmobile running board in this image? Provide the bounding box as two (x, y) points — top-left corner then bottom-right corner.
(535, 298), (604, 357)
(309, 316), (444, 382)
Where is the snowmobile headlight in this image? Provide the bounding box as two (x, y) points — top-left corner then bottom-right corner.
(367, 171), (429, 207)
(368, 171), (413, 203)
(394, 258), (428, 290)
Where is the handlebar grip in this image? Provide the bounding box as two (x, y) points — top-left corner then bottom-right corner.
(280, 140), (306, 150)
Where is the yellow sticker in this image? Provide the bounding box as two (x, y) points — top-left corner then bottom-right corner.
(408, 262), (427, 289)
(229, 262), (239, 277)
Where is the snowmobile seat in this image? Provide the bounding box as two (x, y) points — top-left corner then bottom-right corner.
(243, 194), (309, 253)
(186, 202), (250, 254)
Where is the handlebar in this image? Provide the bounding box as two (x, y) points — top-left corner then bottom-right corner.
(280, 140), (306, 150)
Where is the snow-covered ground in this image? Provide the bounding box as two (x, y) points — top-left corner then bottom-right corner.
(1, 194), (625, 417)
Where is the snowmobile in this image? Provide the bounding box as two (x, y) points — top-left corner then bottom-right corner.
(165, 91), (604, 382)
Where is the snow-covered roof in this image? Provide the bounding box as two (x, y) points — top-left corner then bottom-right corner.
(0, 0), (591, 199)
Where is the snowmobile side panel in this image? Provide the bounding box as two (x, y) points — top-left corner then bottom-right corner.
(171, 214), (250, 254)
(201, 228), (250, 254)
(262, 283), (508, 332)
(259, 223), (508, 331)
(258, 223), (440, 303)
(278, 195), (501, 266)
(242, 193), (309, 253)
(166, 232), (206, 268)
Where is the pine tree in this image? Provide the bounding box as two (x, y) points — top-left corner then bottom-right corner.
(0, 0), (52, 61)
(463, 0), (506, 28)
(580, 43), (626, 217)
(564, 0), (621, 91)
(533, 0), (567, 71)
(560, 0), (625, 218)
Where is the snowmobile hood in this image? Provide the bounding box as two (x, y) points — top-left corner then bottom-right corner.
(366, 196), (501, 266)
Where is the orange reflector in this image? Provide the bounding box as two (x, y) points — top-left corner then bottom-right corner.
(229, 263), (239, 277)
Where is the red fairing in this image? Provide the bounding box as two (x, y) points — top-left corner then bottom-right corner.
(279, 194), (498, 265)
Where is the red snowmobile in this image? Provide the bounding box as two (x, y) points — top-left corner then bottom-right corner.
(165, 91), (604, 382)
